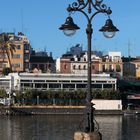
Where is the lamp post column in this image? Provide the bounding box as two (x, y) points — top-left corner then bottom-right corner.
(86, 22), (94, 132)
(59, 0), (119, 138)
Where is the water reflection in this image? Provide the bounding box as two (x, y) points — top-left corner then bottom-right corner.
(0, 115), (140, 140)
(96, 115), (122, 140)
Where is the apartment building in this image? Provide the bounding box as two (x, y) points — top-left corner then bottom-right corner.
(0, 32), (31, 73)
(56, 44), (123, 78)
(123, 57), (140, 78)
(56, 44), (101, 74)
(100, 52), (123, 77)
(29, 51), (56, 73)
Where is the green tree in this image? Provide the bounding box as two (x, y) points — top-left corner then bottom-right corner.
(2, 67), (12, 75)
(116, 64), (121, 72)
(0, 89), (7, 98)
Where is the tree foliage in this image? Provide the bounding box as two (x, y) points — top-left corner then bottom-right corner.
(0, 89), (7, 98)
(0, 33), (16, 70)
(14, 89), (121, 106)
(2, 67), (12, 75)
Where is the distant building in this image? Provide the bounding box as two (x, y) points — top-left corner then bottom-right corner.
(56, 45), (122, 77)
(100, 52), (123, 77)
(0, 73), (117, 92)
(0, 32), (31, 73)
(122, 56), (140, 78)
(56, 44), (102, 74)
(29, 51), (55, 73)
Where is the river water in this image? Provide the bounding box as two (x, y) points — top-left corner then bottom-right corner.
(0, 114), (140, 140)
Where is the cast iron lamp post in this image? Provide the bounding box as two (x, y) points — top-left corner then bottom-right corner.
(59, 0), (119, 132)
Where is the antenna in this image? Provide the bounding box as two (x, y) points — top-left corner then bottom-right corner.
(0, 29), (2, 34)
(128, 40), (131, 58)
(13, 28), (16, 33)
(21, 9), (24, 33)
(93, 38), (97, 51)
(127, 40), (136, 58)
(44, 46), (47, 52)
(114, 42), (118, 51)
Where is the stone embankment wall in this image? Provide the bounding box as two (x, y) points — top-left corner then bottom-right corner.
(11, 106), (86, 115)
(10, 105), (123, 115)
(0, 100), (123, 115)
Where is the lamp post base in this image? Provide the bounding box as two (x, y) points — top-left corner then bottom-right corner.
(74, 131), (102, 140)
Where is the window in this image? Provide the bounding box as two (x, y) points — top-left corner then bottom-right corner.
(73, 65), (76, 70)
(78, 65), (81, 70)
(102, 65), (105, 72)
(64, 64), (67, 69)
(137, 64), (140, 68)
(83, 65), (86, 70)
(48, 64), (51, 68)
(24, 54), (29, 60)
(12, 54), (21, 59)
(109, 65), (112, 71)
(0, 54), (7, 59)
(0, 63), (6, 68)
(17, 45), (21, 50)
(12, 63), (21, 68)
(24, 44), (29, 50)
(114, 56), (120, 62)
(25, 63), (29, 69)
(92, 65), (95, 70)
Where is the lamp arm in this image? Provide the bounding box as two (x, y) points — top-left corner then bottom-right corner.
(67, 0), (112, 25)
(67, 0), (112, 14)
(91, 0), (111, 14)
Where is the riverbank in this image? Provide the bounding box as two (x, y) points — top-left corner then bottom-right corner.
(0, 105), (124, 115)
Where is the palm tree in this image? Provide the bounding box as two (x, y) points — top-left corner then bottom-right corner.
(0, 33), (16, 70)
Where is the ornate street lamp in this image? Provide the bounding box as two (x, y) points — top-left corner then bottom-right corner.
(59, 0), (119, 133)
(59, 16), (80, 36)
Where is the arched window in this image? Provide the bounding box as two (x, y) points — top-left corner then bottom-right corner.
(78, 65), (81, 70)
(83, 65), (86, 70)
(92, 65), (95, 70)
(73, 65), (76, 70)
(64, 64), (67, 69)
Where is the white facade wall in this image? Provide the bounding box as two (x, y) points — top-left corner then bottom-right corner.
(109, 52), (121, 62)
(91, 100), (122, 110)
(0, 73), (117, 91)
(71, 62), (87, 74)
(56, 58), (60, 72)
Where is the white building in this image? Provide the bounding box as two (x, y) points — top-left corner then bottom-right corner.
(108, 52), (122, 62)
(0, 73), (117, 92)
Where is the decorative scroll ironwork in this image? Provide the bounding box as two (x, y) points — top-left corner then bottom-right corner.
(67, 0), (112, 21)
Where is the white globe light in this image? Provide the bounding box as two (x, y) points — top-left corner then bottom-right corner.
(63, 29), (76, 36)
(103, 31), (116, 39)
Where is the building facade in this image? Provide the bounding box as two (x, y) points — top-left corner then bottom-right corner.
(100, 52), (123, 78)
(56, 44), (101, 74)
(56, 45), (123, 78)
(29, 51), (55, 73)
(0, 73), (117, 92)
(123, 57), (140, 78)
(0, 32), (31, 73)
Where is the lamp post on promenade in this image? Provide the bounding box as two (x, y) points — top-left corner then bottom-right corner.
(59, 0), (119, 134)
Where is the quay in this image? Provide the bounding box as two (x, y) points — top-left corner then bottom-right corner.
(0, 105), (124, 115)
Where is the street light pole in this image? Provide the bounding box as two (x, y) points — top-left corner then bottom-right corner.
(86, 21), (94, 131)
(59, 0), (119, 133)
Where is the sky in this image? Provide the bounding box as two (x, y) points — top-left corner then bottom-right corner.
(0, 0), (140, 58)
